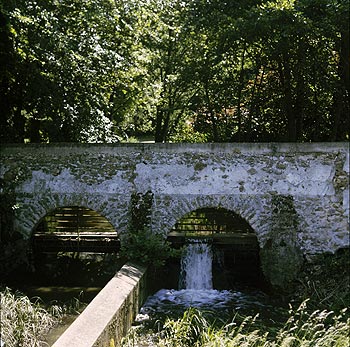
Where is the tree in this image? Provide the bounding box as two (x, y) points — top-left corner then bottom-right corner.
(1, 0), (125, 143)
(178, 0), (349, 142)
(1, 0), (348, 143)
(114, 0), (200, 142)
(0, 4), (20, 143)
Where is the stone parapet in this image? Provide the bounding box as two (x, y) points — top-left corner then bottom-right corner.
(52, 262), (148, 347)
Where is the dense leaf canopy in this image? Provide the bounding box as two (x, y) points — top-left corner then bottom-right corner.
(0, 0), (348, 143)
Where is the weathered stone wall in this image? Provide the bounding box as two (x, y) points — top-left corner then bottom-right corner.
(1, 143), (349, 287)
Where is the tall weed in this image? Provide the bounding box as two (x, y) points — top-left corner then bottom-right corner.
(0, 287), (63, 347)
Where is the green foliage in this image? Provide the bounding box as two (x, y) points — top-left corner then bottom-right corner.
(129, 191), (154, 233)
(120, 229), (180, 268)
(275, 301), (349, 347)
(1, 0), (348, 143)
(124, 191), (181, 267)
(169, 120), (208, 143)
(292, 249), (350, 311)
(162, 307), (211, 347)
(1, 0), (125, 143)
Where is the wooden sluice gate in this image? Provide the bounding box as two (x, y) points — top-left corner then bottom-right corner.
(167, 207), (259, 252)
(32, 206), (120, 253)
(32, 232), (120, 253)
(165, 208), (261, 287)
(167, 232), (258, 249)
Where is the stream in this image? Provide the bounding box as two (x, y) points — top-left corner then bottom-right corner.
(124, 241), (289, 346)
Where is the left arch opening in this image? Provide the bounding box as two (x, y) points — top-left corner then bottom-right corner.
(33, 206), (120, 253)
(29, 206), (122, 288)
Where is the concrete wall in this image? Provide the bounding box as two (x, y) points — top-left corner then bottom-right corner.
(52, 262), (148, 347)
(1, 143), (349, 287)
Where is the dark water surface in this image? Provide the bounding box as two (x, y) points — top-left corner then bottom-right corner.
(137, 287), (288, 326)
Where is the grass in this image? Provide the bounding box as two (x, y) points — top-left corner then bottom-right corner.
(0, 287), (70, 347)
(0, 287), (62, 346)
(122, 302), (350, 347)
(2, 250), (348, 346)
(292, 249), (350, 312)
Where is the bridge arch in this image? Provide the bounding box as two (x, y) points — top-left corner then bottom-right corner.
(152, 194), (271, 248)
(2, 143), (348, 289)
(27, 204), (123, 287)
(31, 205), (120, 253)
(15, 193), (130, 240)
(152, 194), (306, 288)
(163, 204), (265, 289)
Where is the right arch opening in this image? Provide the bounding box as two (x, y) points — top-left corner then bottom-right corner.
(167, 207), (267, 290)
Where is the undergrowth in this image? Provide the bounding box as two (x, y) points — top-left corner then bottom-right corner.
(0, 287), (61, 346)
(122, 249), (350, 347)
(122, 303), (350, 347)
(292, 248), (350, 311)
(0, 287), (84, 347)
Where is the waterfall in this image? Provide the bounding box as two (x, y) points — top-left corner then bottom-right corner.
(180, 241), (213, 290)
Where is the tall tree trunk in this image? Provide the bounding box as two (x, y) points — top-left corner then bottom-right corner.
(154, 26), (175, 143)
(12, 92), (25, 143)
(29, 117), (41, 143)
(293, 40), (306, 141)
(155, 107), (164, 143)
(280, 56), (296, 142)
(0, 10), (14, 143)
(204, 83), (218, 142)
(248, 61), (265, 142)
(236, 42), (247, 142)
(161, 110), (171, 143)
(331, 30), (350, 141)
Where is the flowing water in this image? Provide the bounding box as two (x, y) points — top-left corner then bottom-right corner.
(130, 241), (288, 346)
(179, 241), (213, 290)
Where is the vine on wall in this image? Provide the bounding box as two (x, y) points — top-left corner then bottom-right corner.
(121, 191), (180, 268)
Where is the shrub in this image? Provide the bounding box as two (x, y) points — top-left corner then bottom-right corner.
(120, 229), (181, 268)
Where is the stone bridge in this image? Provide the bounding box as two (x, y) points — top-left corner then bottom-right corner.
(1, 143), (349, 287)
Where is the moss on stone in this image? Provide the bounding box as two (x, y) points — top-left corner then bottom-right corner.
(194, 161), (207, 171)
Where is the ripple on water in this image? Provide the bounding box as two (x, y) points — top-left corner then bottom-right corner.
(136, 288), (287, 325)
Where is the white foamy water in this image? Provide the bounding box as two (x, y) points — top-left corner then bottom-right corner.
(140, 288), (252, 311)
(138, 241), (267, 317)
(141, 288), (267, 310)
(180, 242), (213, 290)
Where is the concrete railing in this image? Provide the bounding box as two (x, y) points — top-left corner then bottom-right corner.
(52, 262), (148, 347)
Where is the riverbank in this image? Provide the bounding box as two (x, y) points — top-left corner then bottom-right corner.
(289, 248), (349, 311)
(122, 303), (349, 347)
(121, 248), (350, 347)
(1, 248), (348, 346)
